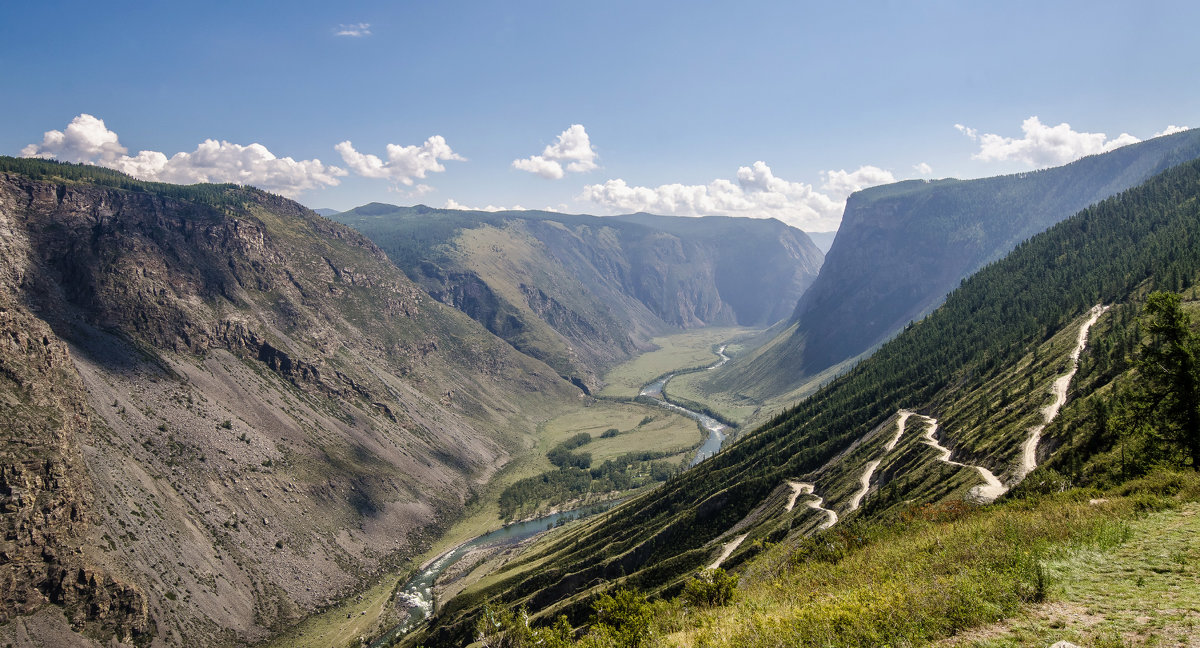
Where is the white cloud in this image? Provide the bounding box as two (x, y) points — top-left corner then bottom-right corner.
(512, 155), (565, 180)
(1154, 125), (1190, 137)
(913, 162), (933, 176)
(581, 161), (895, 231)
(957, 116), (1141, 167)
(22, 114), (346, 197)
(820, 165), (896, 200)
(335, 23), (371, 37)
(335, 136), (464, 187)
(21, 113), (128, 164)
(443, 199), (526, 212)
(512, 124), (598, 179)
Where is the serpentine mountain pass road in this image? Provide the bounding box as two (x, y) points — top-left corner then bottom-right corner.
(785, 481), (838, 528)
(1020, 304), (1109, 479)
(767, 305), (1107, 547)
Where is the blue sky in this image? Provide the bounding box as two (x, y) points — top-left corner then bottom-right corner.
(3, 0), (1197, 231)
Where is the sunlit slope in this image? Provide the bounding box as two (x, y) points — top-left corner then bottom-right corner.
(0, 158), (579, 647)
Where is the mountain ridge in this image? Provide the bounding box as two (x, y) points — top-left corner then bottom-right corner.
(0, 158), (579, 646)
(697, 127), (1200, 412)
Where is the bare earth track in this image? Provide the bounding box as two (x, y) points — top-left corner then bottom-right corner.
(778, 305), (1107, 530)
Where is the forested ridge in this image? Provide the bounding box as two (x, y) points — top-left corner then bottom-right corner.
(0, 155), (256, 207)
(707, 128), (1200, 403)
(412, 154), (1200, 646)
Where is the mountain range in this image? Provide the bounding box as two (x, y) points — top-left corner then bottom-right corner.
(3, 129), (1200, 648)
(330, 205), (823, 391)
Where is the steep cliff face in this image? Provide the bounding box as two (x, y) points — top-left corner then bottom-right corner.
(704, 128), (1200, 402)
(610, 213), (824, 327)
(0, 161), (576, 646)
(333, 207), (823, 390)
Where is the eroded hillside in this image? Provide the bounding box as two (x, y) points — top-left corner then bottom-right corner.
(0, 160), (578, 646)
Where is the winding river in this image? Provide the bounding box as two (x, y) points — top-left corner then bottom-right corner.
(370, 502), (620, 647)
(371, 345), (733, 644)
(639, 345), (731, 467)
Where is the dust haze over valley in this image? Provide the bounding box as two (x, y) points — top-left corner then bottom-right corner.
(4, 3), (1200, 648)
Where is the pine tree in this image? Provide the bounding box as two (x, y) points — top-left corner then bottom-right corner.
(1136, 291), (1200, 469)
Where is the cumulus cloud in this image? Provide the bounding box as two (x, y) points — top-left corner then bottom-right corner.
(956, 116), (1141, 167)
(20, 113), (127, 165)
(22, 114), (346, 196)
(443, 199), (528, 212)
(1154, 125), (1190, 137)
(512, 124), (598, 179)
(820, 165), (896, 200)
(581, 161), (895, 231)
(335, 136), (464, 187)
(913, 162), (933, 175)
(335, 23), (371, 37)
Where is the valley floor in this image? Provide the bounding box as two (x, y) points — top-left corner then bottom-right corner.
(265, 327), (753, 648)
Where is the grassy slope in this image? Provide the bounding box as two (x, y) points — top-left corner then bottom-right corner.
(661, 472), (1200, 648)
(940, 502), (1200, 647)
(685, 303), (1114, 577)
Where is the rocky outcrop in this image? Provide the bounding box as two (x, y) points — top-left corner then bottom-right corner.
(705, 128), (1200, 401)
(0, 299), (151, 644)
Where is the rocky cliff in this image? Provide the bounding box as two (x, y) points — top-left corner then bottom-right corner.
(0, 297), (151, 645)
(0, 160), (576, 646)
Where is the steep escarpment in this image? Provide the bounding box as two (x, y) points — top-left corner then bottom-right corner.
(333, 206), (822, 390)
(609, 213), (823, 327)
(0, 159), (576, 646)
(704, 128), (1200, 403)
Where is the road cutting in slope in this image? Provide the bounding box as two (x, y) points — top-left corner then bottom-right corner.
(785, 481), (838, 528)
(887, 410), (915, 451)
(849, 409), (916, 511)
(848, 460), (882, 511)
(1019, 304), (1109, 480)
(777, 306), (1107, 530)
(708, 533), (748, 570)
(916, 415), (1008, 502)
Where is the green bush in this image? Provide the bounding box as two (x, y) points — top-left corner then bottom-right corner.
(681, 568), (738, 607)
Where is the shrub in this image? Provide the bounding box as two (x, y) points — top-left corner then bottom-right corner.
(681, 568), (738, 607)
(589, 588), (653, 647)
